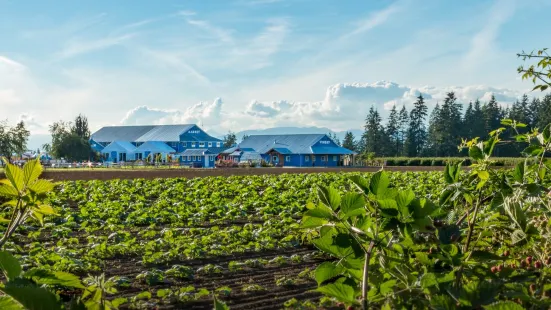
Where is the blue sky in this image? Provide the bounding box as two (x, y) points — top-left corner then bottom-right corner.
(1, 0), (550, 140)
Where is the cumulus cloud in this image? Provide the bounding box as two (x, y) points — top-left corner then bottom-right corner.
(121, 81), (529, 132)
(121, 98), (223, 130)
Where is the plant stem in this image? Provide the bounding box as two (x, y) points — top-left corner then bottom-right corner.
(361, 241), (375, 310)
(463, 198), (481, 253)
(0, 200), (22, 249)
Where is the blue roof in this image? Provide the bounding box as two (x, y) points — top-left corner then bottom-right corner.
(220, 134), (355, 155)
(240, 152), (262, 161)
(311, 146), (355, 155)
(180, 149), (211, 156)
(226, 134), (324, 154)
(135, 141), (176, 154)
(271, 147), (293, 154)
(135, 125), (194, 142)
(102, 141), (137, 154)
(90, 124), (221, 143)
(91, 126), (156, 143)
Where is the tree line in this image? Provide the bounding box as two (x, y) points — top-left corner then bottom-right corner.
(339, 92), (551, 157)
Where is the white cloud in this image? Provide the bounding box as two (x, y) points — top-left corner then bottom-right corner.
(186, 19), (234, 44)
(121, 98), (223, 130)
(120, 81), (528, 133)
(341, 1), (403, 40)
(56, 33), (137, 59)
(0, 55), (26, 70)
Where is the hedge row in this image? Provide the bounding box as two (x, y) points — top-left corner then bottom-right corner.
(381, 157), (527, 167)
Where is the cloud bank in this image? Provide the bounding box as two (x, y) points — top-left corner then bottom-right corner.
(120, 81), (526, 132)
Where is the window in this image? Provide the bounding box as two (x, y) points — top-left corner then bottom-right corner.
(216, 142), (221, 147)
(183, 156), (187, 161)
(305, 156), (309, 162)
(191, 142), (196, 148)
(192, 156), (196, 161)
(285, 156), (290, 162)
(333, 155), (337, 161)
(210, 156), (215, 161)
(208, 142), (212, 147)
(199, 142), (205, 148)
(321, 155), (327, 162)
(136, 153), (143, 160)
(118, 153), (127, 162)
(171, 142), (177, 147)
(273, 155), (278, 161)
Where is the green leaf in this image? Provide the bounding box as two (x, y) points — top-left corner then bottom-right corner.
(377, 199), (399, 218)
(315, 262), (343, 286)
(380, 280), (396, 295)
(22, 160), (43, 188)
(437, 224), (460, 245)
(349, 175), (369, 194)
(396, 190), (415, 213)
(483, 301), (525, 310)
(317, 186), (341, 211)
(340, 193), (365, 218)
(24, 269), (85, 289)
(27, 180), (54, 195)
(214, 295), (230, 310)
(111, 297), (128, 308)
(469, 145), (484, 161)
(0, 296), (23, 310)
(0, 184), (18, 198)
(0, 284), (62, 310)
(33, 205), (57, 216)
(430, 295), (456, 310)
(3, 163), (24, 193)
(369, 170), (390, 196)
(523, 145), (543, 156)
(300, 216), (327, 228)
(0, 251), (22, 281)
(543, 124), (551, 143)
(305, 203), (334, 220)
(420, 273), (438, 289)
(513, 162), (524, 183)
(316, 283), (358, 305)
(444, 164), (454, 184)
(411, 198), (437, 219)
(477, 171), (489, 181)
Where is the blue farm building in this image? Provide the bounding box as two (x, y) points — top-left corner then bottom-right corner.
(90, 124), (224, 167)
(220, 134), (356, 167)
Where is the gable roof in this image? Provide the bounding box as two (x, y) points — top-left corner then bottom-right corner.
(180, 149), (211, 156)
(135, 141), (176, 153)
(235, 134), (326, 154)
(135, 124), (195, 142)
(90, 124), (221, 143)
(102, 141), (137, 154)
(91, 126), (156, 142)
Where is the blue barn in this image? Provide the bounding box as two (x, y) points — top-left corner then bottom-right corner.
(90, 124), (223, 166)
(220, 134), (356, 167)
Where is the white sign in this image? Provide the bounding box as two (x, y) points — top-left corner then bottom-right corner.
(319, 140), (331, 145)
(188, 130), (200, 134)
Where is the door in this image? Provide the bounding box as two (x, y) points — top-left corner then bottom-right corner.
(204, 155), (210, 167)
(111, 151), (117, 163)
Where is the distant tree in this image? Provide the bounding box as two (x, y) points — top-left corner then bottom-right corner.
(425, 103), (442, 156)
(385, 105), (400, 156)
(0, 120), (30, 161)
(342, 132), (356, 151)
(472, 99), (486, 139)
(49, 115), (92, 161)
(483, 94), (501, 134)
(328, 132), (341, 146)
(71, 114), (90, 139)
(463, 101), (475, 139)
(405, 94), (428, 157)
(223, 131), (237, 148)
(241, 134), (250, 143)
(42, 143), (51, 153)
(398, 105), (409, 156)
(362, 106), (385, 156)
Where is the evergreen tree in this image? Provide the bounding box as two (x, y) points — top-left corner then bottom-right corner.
(342, 132), (356, 151)
(483, 94), (501, 134)
(463, 101), (475, 139)
(328, 132), (341, 146)
(363, 106), (385, 156)
(71, 114), (90, 140)
(223, 132), (237, 148)
(438, 92), (462, 156)
(425, 103), (441, 156)
(472, 99), (486, 139)
(386, 105), (400, 156)
(406, 94), (428, 157)
(528, 97), (541, 129)
(536, 94), (551, 129)
(398, 105), (409, 156)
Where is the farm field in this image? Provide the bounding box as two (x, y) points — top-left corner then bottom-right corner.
(4, 171), (446, 309)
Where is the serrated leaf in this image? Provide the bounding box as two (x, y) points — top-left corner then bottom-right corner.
(304, 203), (334, 220)
(0, 251), (22, 281)
(380, 280), (396, 295)
(214, 295), (230, 310)
(0, 296), (23, 310)
(315, 262), (343, 286)
(0, 184), (18, 198)
(369, 170), (390, 196)
(340, 193), (365, 218)
(300, 216), (327, 228)
(22, 160), (42, 188)
(24, 268), (84, 289)
(317, 186), (341, 211)
(0, 284), (62, 310)
(316, 283), (358, 305)
(420, 273), (438, 289)
(349, 175), (369, 194)
(3, 163), (24, 193)
(513, 162), (524, 183)
(27, 180), (54, 195)
(469, 145), (484, 160)
(430, 295), (456, 310)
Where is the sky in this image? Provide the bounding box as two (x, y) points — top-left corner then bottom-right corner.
(1, 0), (551, 145)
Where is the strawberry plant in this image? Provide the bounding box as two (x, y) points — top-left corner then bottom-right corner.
(302, 121), (551, 309)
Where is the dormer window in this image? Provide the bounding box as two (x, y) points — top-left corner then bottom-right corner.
(216, 142), (221, 147)
(191, 142), (196, 148)
(208, 142), (212, 147)
(199, 142), (205, 148)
